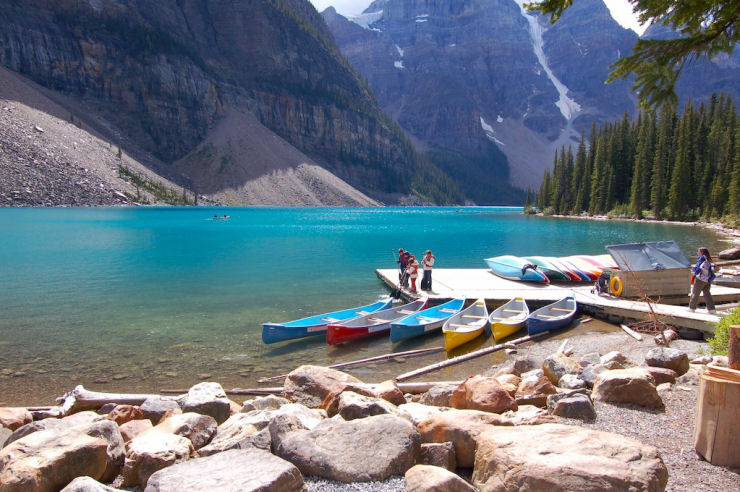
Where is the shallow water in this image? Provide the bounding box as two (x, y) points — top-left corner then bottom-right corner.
(0, 207), (725, 406)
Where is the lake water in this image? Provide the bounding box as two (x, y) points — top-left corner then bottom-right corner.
(0, 207), (726, 406)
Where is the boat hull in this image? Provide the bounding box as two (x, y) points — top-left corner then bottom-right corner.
(262, 298), (393, 344)
(484, 256), (549, 283)
(442, 299), (489, 351)
(326, 298), (428, 345)
(527, 296), (577, 336)
(390, 297), (465, 343)
(489, 297), (528, 341)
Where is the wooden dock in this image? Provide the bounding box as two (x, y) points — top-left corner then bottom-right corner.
(376, 268), (740, 334)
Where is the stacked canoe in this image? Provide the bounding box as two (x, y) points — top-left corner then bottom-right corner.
(485, 254), (617, 283)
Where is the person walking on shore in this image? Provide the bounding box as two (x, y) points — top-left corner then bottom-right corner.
(689, 247), (716, 314)
(421, 249), (435, 291)
(406, 258), (419, 292)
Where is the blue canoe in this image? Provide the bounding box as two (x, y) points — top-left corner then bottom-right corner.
(484, 255), (549, 283)
(390, 297), (466, 343)
(527, 295), (577, 336)
(262, 298), (393, 344)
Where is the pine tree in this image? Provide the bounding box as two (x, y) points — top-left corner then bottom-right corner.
(630, 113), (654, 218)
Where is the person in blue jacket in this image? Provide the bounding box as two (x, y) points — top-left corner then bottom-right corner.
(689, 247), (716, 314)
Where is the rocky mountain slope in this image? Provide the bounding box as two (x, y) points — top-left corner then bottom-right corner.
(0, 0), (461, 206)
(323, 0), (639, 194)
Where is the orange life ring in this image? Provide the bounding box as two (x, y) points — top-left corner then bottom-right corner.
(610, 276), (624, 296)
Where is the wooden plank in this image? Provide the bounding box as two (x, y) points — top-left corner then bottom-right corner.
(620, 324), (644, 341)
(395, 331), (550, 382)
(551, 307), (572, 312)
(462, 315), (486, 319)
(438, 308), (458, 313)
(503, 309), (524, 313)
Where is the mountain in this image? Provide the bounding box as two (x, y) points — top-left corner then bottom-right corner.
(323, 0), (640, 194)
(0, 0), (463, 206)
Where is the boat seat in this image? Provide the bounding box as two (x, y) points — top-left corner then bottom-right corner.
(503, 309), (524, 313)
(418, 317), (441, 322)
(356, 311), (371, 315)
(398, 309), (416, 314)
(448, 323), (478, 328)
(551, 307), (572, 312)
(438, 308), (458, 313)
(462, 315), (486, 319)
(321, 317), (340, 322)
(368, 318), (390, 323)
(536, 314), (560, 318)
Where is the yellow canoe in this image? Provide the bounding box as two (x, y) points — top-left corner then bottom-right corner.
(442, 298), (489, 352)
(489, 297), (529, 341)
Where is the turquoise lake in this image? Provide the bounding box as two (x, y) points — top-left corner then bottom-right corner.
(0, 207), (726, 405)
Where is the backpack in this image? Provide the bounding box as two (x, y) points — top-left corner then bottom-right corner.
(594, 271), (610, 295)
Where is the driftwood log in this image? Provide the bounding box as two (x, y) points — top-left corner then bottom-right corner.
(57, 385), (178, 415)
(395, 331), (550, 382)
(621, 324), (644, 341)
(257, 346), (444, 384)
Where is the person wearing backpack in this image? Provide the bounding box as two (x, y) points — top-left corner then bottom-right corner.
(689, 247), (716, 314)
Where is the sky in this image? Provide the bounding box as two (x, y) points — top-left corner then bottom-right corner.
(309, 0), (648, 35)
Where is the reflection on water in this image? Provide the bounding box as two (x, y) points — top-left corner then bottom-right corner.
(0, 207), (725, 406)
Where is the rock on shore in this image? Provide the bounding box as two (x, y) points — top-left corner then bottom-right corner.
(1, 344), (724, 491)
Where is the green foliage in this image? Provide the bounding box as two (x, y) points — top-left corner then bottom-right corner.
(707, 306), (740, 355)
(528, 0), (740, 110)
(535, 92), (739, 224)
(118, 165), (192, 206)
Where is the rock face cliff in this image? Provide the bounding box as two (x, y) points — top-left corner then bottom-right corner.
(0, 0), (462, 205)
(323, 0), (638, 192)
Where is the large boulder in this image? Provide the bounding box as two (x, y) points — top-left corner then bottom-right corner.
(61, 476), (117, 491)
(149, 412), (217, 450)
(718, 246), (740, 260)
(74, 419), (126, 483)
(558, 374), (587, 389)
(0, 408), (32, 431)
(273, 414), (419, 482)
(398, 402), (448, 426)
(0, 427), (11, 449)
(645, 367), (678, 385)
(0, 427), (109, 491)
(645, 348), (690, 376)
(283, 365), (363, 408)
(106, 405), (144, 426)
(500, 405), (555, 426)
(547, 391), (597, 421)
(6, 411), (103, 446)
(141, 397), (181, 425)
(197, 414), (265, 457)
(179, 382), (231, 424)
(492, 356), (539, 377)
(375, 379), (407, 406)
(417, 409), (512, 468)
(418, 442), (456, 471)
(320, 383), (377, 416)
(240, 394), (289, 413)
(543, 353), (582, 385)
(336, 392), (402, 421)
(515, 376), (557, 408)
(406, 464), (476, 492)
(592, 368), (664, 409)
(122, 432), (193, 489)
(449, 376), (518, 414)
(418, 383), (459, 407)
(600, 351), (634, 370)
(472, 424), (668, 491)
(120, 419), (154, 443)
(144, 448), (304, 492)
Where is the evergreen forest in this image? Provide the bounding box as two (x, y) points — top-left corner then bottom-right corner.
(530, 93), (740, 225)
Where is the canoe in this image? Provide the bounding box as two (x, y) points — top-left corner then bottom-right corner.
(563, 256), (600, 280)
(262, 298), (393, 344)
(489, 297), (529, 340)
(522, 256), (571, 282)
(442, 298), (489, 351)
(390, 297), (466, 343)
(326, 297), (429, 345)
(545, 257), (583, 282)
(555, 258), (591, 282)
(527, 295), (577, 336)
(484, 255), (549, 283)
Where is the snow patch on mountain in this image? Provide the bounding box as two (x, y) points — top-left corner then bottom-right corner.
(480, 116), (505, 146)
(350, 10), (383, 30)
(514, 0), (581, 121)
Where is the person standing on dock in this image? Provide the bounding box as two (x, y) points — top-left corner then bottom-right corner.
(397, 248), (410, 287)
(689, 247), (716, 314)
(407, 257), (419, 292)
(421, 249), (435, 291)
